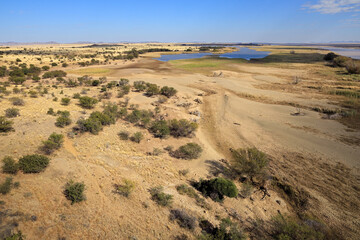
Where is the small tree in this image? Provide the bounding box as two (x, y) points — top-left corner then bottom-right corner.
(133, 81), (147, 91)
(171, 143), (202, 160)
(2, 156), (19, 174)
(130, 132), (143, 143)
(149, 120), (170, 138)
(0, 116), (14, 133)
(18, 154), (50, 173)
(61, 97), (71, 106)
(194, 177), (238, 202)
(231, 147), (268, 181)
(145, 83), (160, 96)
(160, 86), (177, 97)
(64, 180), (86, 204)
(41, 133), (64, 154)
(78, 96), (98, 109)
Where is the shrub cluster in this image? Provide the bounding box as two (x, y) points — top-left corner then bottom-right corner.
(168, 119), (198, 138)
(231, 147), (268, 181)
(0, 177), (15, 195)
(55, 111), (72, 128)
(18, 154), (50, 173)
(41, 132), (64, 154)
(130, 132), (143, 143)
(10, 97), (25, 106)
(171, 143), (202, 160)
(64, 180), (86, 204)
(61, 97), (71, 105)
(5, 108), (20, 118)
(42, 70), (67, 79)
(78, 96), (98, 109)
(149, 186), (173, 207)
(2, 156), (19, 174)
(198, 218), (246, 240)
(169, 209), (197, 230)
(114, 179), (136, 197)
(194, 177), (238, 202)
(0, 116), (14, 133)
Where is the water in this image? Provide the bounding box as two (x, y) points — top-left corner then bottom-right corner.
(321, 47), (360, 60)
(155, 47), (270, 62)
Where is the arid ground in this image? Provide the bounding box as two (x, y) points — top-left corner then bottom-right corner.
(0, 43), (359, 239)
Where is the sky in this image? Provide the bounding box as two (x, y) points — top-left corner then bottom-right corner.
(0, 0), (359, 43)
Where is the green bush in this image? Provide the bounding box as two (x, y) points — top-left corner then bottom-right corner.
(130, 132), (143, 143)
(10, 97), (25, 106)
(198, 218), (246, 240)
(61, 97), (71, 105)
(42, 70), (66, 79)
(168, 119), (198, 138)
(332, 56), (350, 67)
(64, 180), (86, 204)
(169, 209), (196, 230)
(145, 83), (160, 96)
(270, 215), (325, 240)
(41, 133), (64, 154)
(0, 116), (14, 133)
(171, 143), (202, 160)
(3, 230), (24, 240)
(5, 108), (20, 118)
(79, 96), (98, 109)
(176, 184), (198, 199)
(18, 154), (50, 173)
(194, 177), (238, 202)
(92, 80), (100, 86)
(133, 81), (147, 91)
(160, 86), (177, 97)
(62, 63), (68, 67)
(149, 120), (170, 138)
(9, 76), (26, 85)
(42, 65), (50, 71)
(115, 179), (136, 197)
(119, 78), (129, 86)
(76, 117), (102, 134)
(0, 177), (13, 195)
(118, 131), (129, 140)
(2, 156), (19, 174)
(231, 147), (268, 180)
(149, 186), (173, 207)
(345, 60), (360, 74)
(323, 52), (337, 61)
(55, 114), (72, 128)
(89, 111), (113, 125)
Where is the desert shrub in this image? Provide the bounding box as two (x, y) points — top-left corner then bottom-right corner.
(102, 103), (121, 121)
(9, 76), (26, 85)
(42, 70), (66, 79)
(126, 109), (154, 127)
(231, 147), (268, 180)
(12, 87), (21, 94)
(149, 186), (173, 207)
(323, 52), (337, 61)
(78, 96), (98, 109)
(3, 230), (24, 240)
(133, 81), (147, 91)
(0, 177), (13, 195)
(61, 97), (71, 105)
(270, 215), (325, 240)
(51, 63), (58, 67)
(157, 95), (168, 104)
(42, 65), (50, 71)
(171, 143), (202, 160)
(194, 177), (238, 202)
(179, 169), (189, 176)
(240, 182), (253, 198)
(149, 147), (163, 156)
(2, 156), (19, 174)
(89, 111), (113, 125)
(41, 132), (64, 154)
(92, 80), (100, 86)
(121, 84), (130, 94)
(145, 83), (160, 96)
(176, 184), (198, 198)
(5, 108), (20, 118)
(18, 154), (50, 173)
(115, 179), (136, 197)
(169, 209), (196, 230)
(198, 218), (246, 240)
(149, 120), (170, 138)
(345, 60), (360, 74)
(55, 113), (71, 128)
(62, 63), (68, 67)
(161, 86), (177, 97)
(119, 78), (129, 86)
(47, 108), (55, 115)
(10, 97), (25, 106)
(76, 117), (102, 134)
(118, 131), (129, 140)
(64, 180), (86, 204)
(332, 56), (350, 67)
(168, 119), (198, 138)
(130, 132), (143, 143)
(0, 116), (14, 133)
(73, 93), (81, 99)
(126, 109), (142, 123)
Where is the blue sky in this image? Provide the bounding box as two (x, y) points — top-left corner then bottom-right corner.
(0, 0), (359, 43)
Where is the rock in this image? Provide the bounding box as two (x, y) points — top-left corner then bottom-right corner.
(276, 200), (281, 205)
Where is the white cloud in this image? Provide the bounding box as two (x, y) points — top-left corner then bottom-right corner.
(304, 0), (360, 14)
